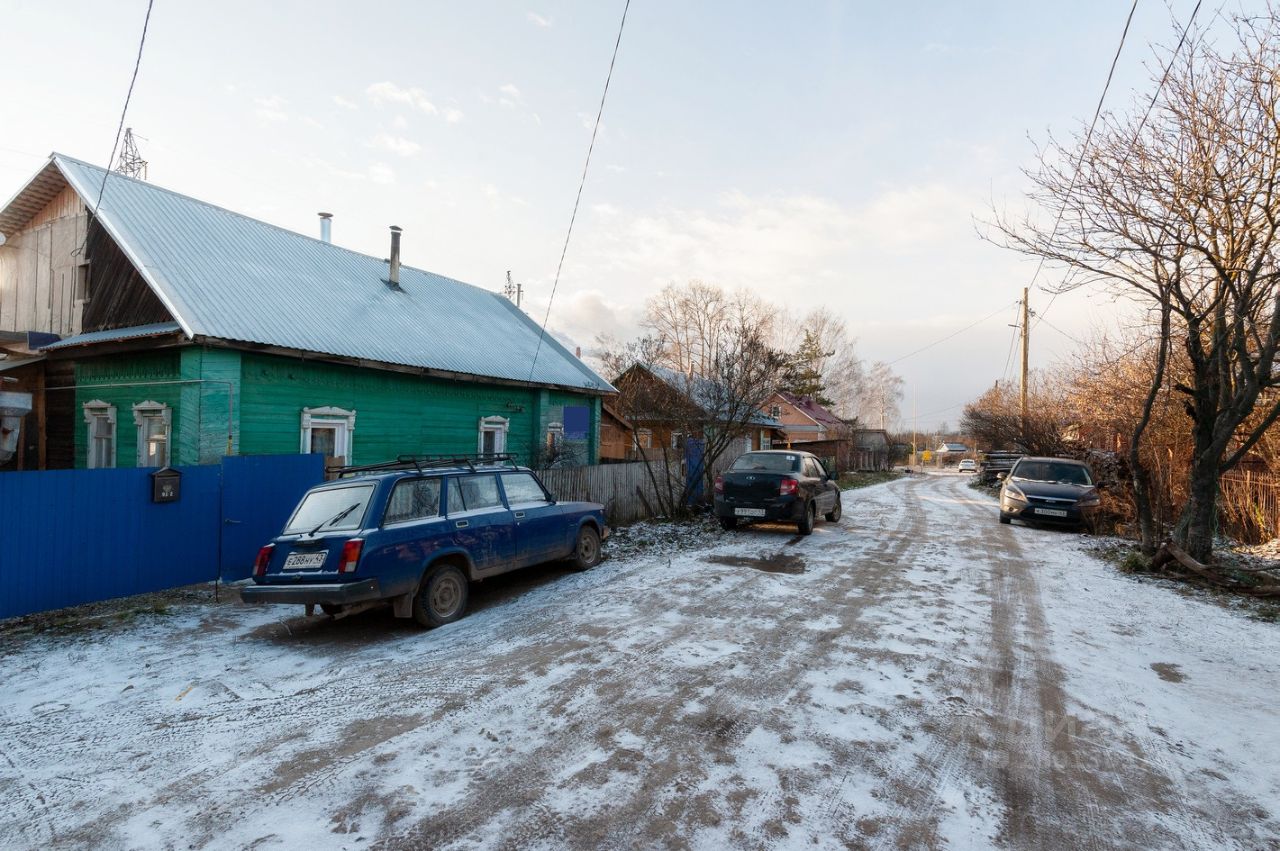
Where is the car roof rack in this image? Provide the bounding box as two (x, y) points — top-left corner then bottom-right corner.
(329, 453), (518, 478)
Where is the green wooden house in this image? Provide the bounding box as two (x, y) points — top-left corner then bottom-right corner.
(0, 154), (613, 470)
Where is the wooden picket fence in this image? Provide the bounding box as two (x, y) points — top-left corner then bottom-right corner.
(536, 442), (747, 525)
(1218, 471), (1280, 543)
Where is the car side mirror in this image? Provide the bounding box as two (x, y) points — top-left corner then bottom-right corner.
(996, 472), (1006, 481)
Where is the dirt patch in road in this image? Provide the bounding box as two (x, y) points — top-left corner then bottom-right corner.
(704, 553), (806, 574)
(1151, 662), (1186, 683)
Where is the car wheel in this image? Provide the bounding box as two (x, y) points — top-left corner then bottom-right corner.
(999, 512), (1012, 525)
(570, 525), (602, 570)
(825, 495), (842, 523)
(718, 516), (737, 531)
(412, 564), (469, 628)
(797, 502), (816, 536)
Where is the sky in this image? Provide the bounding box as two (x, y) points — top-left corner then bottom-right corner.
(0, 0), (1235, 428)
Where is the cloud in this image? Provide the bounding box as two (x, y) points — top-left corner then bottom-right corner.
(591, 203), (620, 217)
(301, 157), (367, 181)
(332, 94), (358, 109)
(366, 81), (437, 115)
(499, 83), (521, 99)
(483, 183), (500, 198)
(254, 95), (288, 122)
(527, 11), (552, 27)
(368, 132), (421, 157)
(442, 107), (464, 124)
(368, 163), (396, 185)
(392, 115), (409, 129)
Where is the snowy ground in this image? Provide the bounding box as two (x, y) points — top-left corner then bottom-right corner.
(1, 473), (1277, 850)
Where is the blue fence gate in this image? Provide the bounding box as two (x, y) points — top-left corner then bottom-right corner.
(0, 454), (324, 620)
(220, 454), (324, 581)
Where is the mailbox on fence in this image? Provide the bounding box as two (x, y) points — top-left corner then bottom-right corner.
(150, 467), (182, 503)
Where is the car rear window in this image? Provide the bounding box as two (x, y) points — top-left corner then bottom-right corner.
(730, 453), (800, 473)
(501, 472), (549, 506)
(384, 478), (442, 525)
(1011, 461), (1092, 486)
(284, 484), (374, 534)
(455, 474), (503, 511)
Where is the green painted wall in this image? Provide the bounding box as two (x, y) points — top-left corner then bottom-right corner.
(74, 351), (182, 469)
(72, 347), (602, 467)
(238, 353), (600, 466)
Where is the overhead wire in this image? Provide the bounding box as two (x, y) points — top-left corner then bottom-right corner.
(1036, 0), (1205, 329)
(79, 0), (155, 258)
(883, 300), (1018, 369)
(1022, 0), (1137, 334)
(527, 0), (631, 383)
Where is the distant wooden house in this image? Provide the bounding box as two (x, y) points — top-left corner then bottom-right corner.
(765, 391), (849, 446)
(598, 401), (637, 462)
(0, 154), (615, 471)
(612, 364), (785, 457)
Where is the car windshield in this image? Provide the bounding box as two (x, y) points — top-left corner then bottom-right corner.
(283, 484), (375, 534)
(1011, 461), (1092, 486)
(730, 453), (801, 473)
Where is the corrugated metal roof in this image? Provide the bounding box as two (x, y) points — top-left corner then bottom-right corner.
(41, 322), (183, 351)
(30, 155), (612, 394)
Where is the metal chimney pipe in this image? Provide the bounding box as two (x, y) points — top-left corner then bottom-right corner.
(389, 225), (402, 286)
(318, 212), (332, 243)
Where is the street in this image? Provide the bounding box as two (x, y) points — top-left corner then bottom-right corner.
(1, 473), (1277, 850)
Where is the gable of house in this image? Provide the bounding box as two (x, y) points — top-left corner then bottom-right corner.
(1, 154), (612, 395)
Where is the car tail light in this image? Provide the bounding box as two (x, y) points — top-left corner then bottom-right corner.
(253, 544), (274, 577)
(714, 475), (724, 493)
(780, 478), (799, 496)
(339, 539), (363, 574)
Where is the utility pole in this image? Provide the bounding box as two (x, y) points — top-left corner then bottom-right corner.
(1020, 287), (1030, 436)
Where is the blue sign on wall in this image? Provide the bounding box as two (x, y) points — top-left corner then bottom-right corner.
(564, 405), (589, 440)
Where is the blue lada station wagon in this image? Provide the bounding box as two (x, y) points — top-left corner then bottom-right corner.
(241, 456), (609, 628)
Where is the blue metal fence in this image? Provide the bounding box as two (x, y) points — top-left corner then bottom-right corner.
(0, 454), (323, 620)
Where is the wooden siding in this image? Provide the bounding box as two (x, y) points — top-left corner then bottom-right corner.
(238, 353), (600, 466)
(0, 184), (88, 337)
(81, 219), (173, 332)
(73, 351), (184, 468)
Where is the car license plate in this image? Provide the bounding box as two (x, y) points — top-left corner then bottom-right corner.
(735, 508), (766, 517)
(283, 551), (327, 570)
(1035, 508), (1068, 518)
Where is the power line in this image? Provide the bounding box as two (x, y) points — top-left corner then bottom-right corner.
(1029, 0), (1138, 325)
(1000, 302), (1021, 383)
(527, 0), (631, 382)
(884, 301), (1018, 368)
(1037, 0), (1205, 329)
(80, 0), (155, 256)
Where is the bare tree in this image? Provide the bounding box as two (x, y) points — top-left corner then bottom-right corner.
(607, 280), (791, 516)
(856, 361), (904, 431)
(993, 11), (1280, 562)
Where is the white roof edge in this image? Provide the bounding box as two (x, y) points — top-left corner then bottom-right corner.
(51, 154), (196, 340)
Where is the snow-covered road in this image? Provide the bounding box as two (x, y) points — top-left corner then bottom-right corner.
(1, 473), (1277, 850)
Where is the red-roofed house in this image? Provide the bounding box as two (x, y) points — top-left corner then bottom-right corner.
(765, 392), (849, 446)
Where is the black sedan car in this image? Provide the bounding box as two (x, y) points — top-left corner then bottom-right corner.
(998, 456), (1101, 530)
(714, 450), (842, 535)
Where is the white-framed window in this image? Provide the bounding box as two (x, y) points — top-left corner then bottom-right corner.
(769, 404), (782, 420)
(479, 415), (509, 455)
(546, 422), (564, 453)
(132, 401), (172, 467)
(301, 406), (357, 465)
(635, 428), (652, 449)
(82, 400), (117, 469)
(671, 431), (685, 451)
